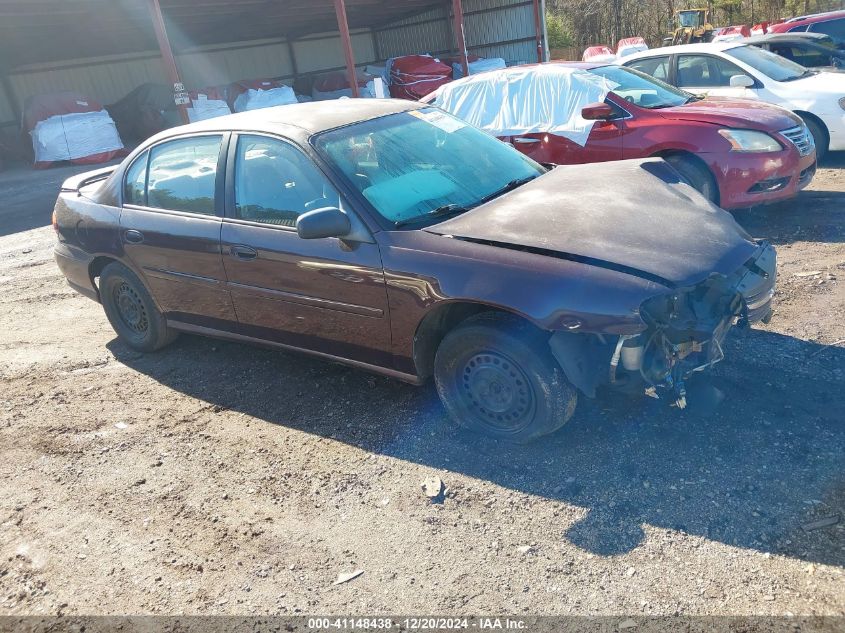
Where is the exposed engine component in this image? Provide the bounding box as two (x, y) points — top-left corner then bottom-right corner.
(614, 242), (776, 405)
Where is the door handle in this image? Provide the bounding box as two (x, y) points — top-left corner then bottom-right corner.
(512, 137), (541, 144)
(124, 229), (144, 244)
(230, 245), (257, 261)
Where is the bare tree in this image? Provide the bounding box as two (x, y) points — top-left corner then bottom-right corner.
(548, 0), (845, 50)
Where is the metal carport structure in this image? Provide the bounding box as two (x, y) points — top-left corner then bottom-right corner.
(0, 0), (548, 128)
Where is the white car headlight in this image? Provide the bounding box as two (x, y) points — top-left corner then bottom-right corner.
(718, 129), (783, 152)
(839, 97), (845, 111)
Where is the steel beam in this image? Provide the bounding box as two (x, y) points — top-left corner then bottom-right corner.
(451, 0), (469, 77)
(145, 0), (190, 124)
(333, 0), (359, 98)
(532, 0), (544, 63)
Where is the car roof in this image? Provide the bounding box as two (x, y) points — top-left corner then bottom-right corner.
(420, 60), (610, 100)
(783, 9), (845, 24)
(152, 98), (424, 141)
(742, 33), (836, 47)
(746, 32), (831, 44)
(620, 42), (743, 63)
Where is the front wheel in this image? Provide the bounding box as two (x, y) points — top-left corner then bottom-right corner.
(665, 155), (719, 206)
(802, 117), (828, 163)
(434, 312), (577, 443)
(99, 262), (177, 352)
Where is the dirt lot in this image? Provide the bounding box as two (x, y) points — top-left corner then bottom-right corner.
(0, 157), (843, 618)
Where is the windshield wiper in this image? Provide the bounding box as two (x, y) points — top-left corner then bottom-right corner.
(782, 69), (817, 82)
(393, 176), (539, 228)
(394, 203), (469, 228)
(477, 176), (538, 205)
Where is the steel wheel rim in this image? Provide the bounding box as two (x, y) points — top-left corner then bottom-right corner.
(113, 281), (148, 335)
(460, 351), (535, 433)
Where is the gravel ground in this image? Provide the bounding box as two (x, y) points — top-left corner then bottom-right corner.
(0, 157), (843, 618)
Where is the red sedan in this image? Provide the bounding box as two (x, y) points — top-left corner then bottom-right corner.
(425, 62), (817, 209)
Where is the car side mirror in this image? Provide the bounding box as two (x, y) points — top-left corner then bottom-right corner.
(729, 74), (755, 88)
(581, 102), (615, 120)
(296, 207), (351, 240)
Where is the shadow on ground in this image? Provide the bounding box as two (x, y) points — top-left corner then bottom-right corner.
(0, 161), (119, 238)
(110, 326), (845, 567)
(735, 191), (845, 245)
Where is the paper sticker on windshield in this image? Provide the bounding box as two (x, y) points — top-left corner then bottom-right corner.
(410, 109), (467, 133)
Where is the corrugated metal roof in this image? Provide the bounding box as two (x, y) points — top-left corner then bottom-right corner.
(0, 0), (444, 69)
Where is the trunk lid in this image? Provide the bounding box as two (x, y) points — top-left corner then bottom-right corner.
(60, 166), (116, 197)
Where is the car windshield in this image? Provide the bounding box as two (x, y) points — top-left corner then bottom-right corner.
(314, 108), (545, 228)
(590, 65), (692, 108)
(726, 44), (814, 80)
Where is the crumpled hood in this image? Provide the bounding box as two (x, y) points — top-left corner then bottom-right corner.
(426, 159), (759, 288)
(657, 97), (801, 130)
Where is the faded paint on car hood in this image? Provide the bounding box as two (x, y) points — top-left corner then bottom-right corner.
(426, 158), (759, 288)
(657, 97), (802, 130)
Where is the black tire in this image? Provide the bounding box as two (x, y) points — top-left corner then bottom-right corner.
(802, 117), (828, 163)
(99, 262), (177, 352)
(433, 312), (578, 443)
(665, 155), (719, 205)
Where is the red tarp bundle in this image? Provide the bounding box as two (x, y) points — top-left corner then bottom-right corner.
(23, 92), (125, 169)
(616, 37), (648, 55)
(582, 46), (615, 61)
(23, 92), (102, 133)
(389, 55), (452, 100)
(717, 25), (752, 38)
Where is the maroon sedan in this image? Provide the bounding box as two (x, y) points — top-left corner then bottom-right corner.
(425, 62), (817, 209)
(53, 100), (776, 442)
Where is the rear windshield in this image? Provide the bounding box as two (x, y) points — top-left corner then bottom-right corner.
(726, 44), (813, 81)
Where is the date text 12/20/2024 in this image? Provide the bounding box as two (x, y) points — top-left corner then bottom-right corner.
(308, 618), (527, 630)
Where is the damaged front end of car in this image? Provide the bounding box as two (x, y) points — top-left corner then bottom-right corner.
(606, 241), (776, 407)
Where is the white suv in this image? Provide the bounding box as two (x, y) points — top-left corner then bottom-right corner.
(620, 42), (845, 159)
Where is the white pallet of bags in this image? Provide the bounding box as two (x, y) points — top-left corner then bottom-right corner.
(233, 85), (297, 112)
(187, 95), (231, 122)
(30, 110), (123, 163)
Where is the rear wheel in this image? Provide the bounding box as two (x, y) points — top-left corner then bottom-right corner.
(802, 117), (828, 163)
(433, 312), (577, 443)
(665, 155), (719, 205)
(99, 262), (177, 352)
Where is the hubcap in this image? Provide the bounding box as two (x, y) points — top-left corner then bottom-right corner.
(460, 352), (534, 431)
(113, 281), (148, 335)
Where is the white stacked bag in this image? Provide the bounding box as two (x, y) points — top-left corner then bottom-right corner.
(31, 110), (123, 164)
(233, 82), (298, 112)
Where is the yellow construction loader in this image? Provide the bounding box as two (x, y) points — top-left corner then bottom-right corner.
(669, 9), (715, 46)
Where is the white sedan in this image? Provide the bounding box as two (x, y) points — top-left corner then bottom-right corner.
(620, 42), (845, 159)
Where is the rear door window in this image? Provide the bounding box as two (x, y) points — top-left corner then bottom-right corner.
(676, 54), (745, 87)
(124, 151), (148, 206)
(146, 136), (222, 215)
(769, 43), (830, 67)
(809, 18), (845, 43)
(626, 55), (671, 81)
